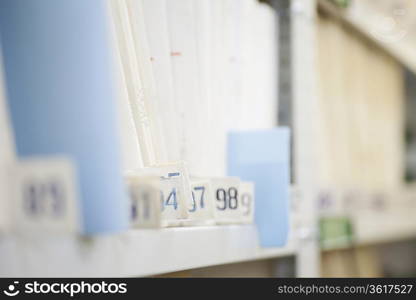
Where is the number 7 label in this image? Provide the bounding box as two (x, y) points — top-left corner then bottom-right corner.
(182, 179), (214, 226)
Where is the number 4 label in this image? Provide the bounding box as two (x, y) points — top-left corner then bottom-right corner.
(8, 158), (80, 234)
(128, 162), (191, 227)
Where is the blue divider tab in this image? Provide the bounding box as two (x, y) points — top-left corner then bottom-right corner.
(227, 128), (290, 247)
(0, 0), (129, 234)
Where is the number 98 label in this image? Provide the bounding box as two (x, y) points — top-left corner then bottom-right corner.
(211, 177), (241, 224)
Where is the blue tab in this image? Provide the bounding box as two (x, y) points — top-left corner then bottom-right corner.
(0, 0), (128, 234)
(227, 128), (290, 247)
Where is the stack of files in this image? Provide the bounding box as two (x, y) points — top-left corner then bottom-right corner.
(110, 0), (280, 228)
(112, 0), (279, 179)
(1, 0), (281, 233)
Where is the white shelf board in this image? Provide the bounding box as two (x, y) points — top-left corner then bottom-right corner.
(0, 225), (295, 277)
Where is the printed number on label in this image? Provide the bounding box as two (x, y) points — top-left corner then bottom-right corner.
(189, 186), (206, 212)
(161, 188), (178, 211)
(130, 188), (151, 221)
(216, 187), (238, 210)
(240, 192), (252, 216)
(23, 178), (66, 218)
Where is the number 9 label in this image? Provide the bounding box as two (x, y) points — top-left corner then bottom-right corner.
(239, 181), (255, 224)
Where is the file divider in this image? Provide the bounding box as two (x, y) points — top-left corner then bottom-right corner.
(227, 128), (290, 247)
(0, 0), (129, 234)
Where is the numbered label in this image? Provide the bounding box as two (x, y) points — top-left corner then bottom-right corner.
(9, 158), (79, 234)
(161, 163), (192, 226)
(159, 175), (182, 224)
(316, 189), (343, 217)
(239, 181), (255, 224)
(189, 185), (206, 212)
(22, 176), (66, 218)
(128, 176), (161, 228)
(317, 188), (368, 216)
(132, 162), (191, 226)
(182, 179), (214, 226)
(210, 177), (241, 224)
(216, 186), (239, 211)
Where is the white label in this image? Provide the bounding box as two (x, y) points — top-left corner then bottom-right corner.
(127, 176), (161, 228)
(317, 187), (366, 216)
(182, 179), (214, 226)
(130, 162), (191, 226)
(9, 158), (80, 234)
(239, 181), (255, 224)
(210, 177), (241, 224)
(159, 175), (183, 225)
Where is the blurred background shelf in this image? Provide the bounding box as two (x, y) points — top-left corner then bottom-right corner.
(321, 209), (416, 252)
(318, 0), (416, 73)
(354, 211), (416, 247)
(0, 225), (295, 277)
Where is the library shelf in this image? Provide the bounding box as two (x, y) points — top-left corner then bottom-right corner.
(0, 224), (296, 277)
